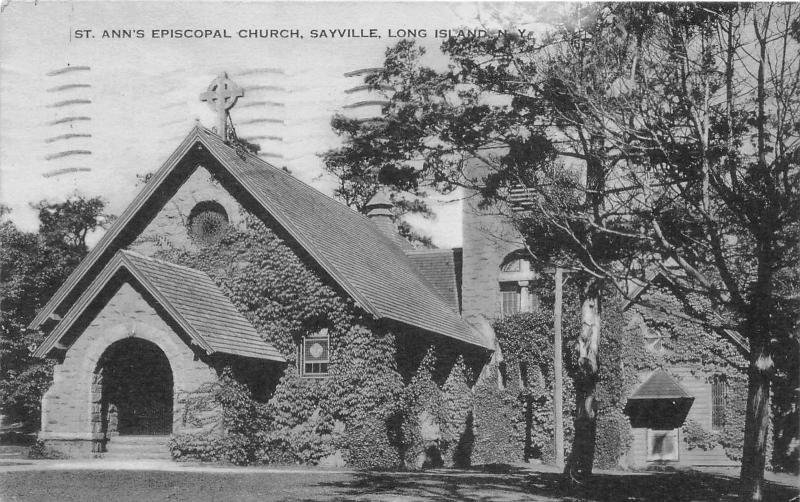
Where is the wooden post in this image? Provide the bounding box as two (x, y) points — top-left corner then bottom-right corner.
(554, 267), (565, 468)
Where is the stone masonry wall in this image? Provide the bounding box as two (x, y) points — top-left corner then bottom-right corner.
(461, 193), (526, 324)
(131, 165), (245, 256)
(39, 282), (221, 456)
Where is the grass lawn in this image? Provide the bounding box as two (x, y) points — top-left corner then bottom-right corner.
(1, 465), (798, 502)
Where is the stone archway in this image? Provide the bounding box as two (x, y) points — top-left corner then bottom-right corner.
(93, 338), (174, 438)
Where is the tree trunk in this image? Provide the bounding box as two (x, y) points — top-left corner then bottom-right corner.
(739, 287), (775, 501)
(565, 282), (601, 484)
(739, 349), (772, 502)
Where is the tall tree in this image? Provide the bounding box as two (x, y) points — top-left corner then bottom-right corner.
(323, 3), (799, 498)
(325, 34), (643, 482)
(325, 101), (438, 248)
(550, 6), (800, 499)
(0, 196), (113, 428)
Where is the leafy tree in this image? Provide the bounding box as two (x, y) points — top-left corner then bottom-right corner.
(546, 6), (799, 499)
(325, 86), (438, 248)
(323, 35), (639, 483)
(322, 3), (799, 498)
(33, 195), (111, 249)
(0, 196), (112, 428)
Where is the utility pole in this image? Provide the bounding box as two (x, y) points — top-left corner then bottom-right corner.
(553, 267), (565, 468)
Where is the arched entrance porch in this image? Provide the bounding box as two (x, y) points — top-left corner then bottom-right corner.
(94, 338), (174, 439)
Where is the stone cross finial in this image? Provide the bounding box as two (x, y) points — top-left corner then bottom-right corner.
(200, 72), (244, 139)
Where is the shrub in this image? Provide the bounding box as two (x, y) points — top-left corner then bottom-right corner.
(440, 356), (474, 467)
(28, 439), (67, 460)
(471, 365), (525, 465)
(682, 419), (718, 451)
(340, 416), (402, 470)
(594, 409), (633, 469)
(169, 433), (225, 462)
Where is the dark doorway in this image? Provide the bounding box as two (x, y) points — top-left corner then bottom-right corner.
(97, 338), (173, 436)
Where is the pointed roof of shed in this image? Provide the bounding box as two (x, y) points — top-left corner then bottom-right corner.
(34, 250), (284, 361)
(31, 126), (491, 353)
(628, 369), (693, 400)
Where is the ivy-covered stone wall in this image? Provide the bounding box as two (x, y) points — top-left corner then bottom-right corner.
(159, 217), (485, 468)
(487, 292), (635, 469)
(482, 281), (755, 471)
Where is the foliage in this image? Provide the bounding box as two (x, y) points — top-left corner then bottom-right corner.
(157, 217), (357, 364)
(161, 224), (415, 469)
(323, 138), (436, 249)
(720, 386), (748, 463)
(0, 196), (112, 428)
(322, 5), (800, 489)
(682, 420), (719, 452)
(170, 370), (269, 465)
(338, 417), (402, 470)
(328, 325), (405, 469)
(493, 310), (570, 463)
(27, 439), (67, 459)
(594, 409), (633, 470)
(169, 433), (226, 462)
(400, 347), (444, 467)
(630, 286), (749, 463)
(471, 365), (525, 465)
(490, 291), (635, 468)
(33, 194), (113, 249)
(439, 356), (474, 467)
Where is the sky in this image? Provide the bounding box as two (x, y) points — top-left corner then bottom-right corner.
(0, 1), (557, 248)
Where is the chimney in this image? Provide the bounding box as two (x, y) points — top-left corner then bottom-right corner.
(364, 189), (409, 248)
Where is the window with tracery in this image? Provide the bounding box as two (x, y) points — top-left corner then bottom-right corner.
(187, 200), (229, 245)
(299, 329), (330, 378)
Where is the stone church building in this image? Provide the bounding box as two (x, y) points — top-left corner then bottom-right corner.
(30, 74), (743, 468)
(30, 119), (493, 457)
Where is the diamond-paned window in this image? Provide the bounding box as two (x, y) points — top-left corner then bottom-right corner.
(300, 329), (330, 378)
(643, 328), (665, 353)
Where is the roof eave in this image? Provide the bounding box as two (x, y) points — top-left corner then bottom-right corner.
(30, 126), (206, 331)
(33, 251), (215, 359)
(195, 130), (383, 319)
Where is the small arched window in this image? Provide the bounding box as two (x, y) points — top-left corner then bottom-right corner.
(498, 251), (539, 317)
(187, 201), (229, 245)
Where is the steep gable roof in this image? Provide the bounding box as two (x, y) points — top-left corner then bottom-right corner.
(405, 249), (461, 313)
(32, 126), (490, 351)
(34, 250), (284, 361)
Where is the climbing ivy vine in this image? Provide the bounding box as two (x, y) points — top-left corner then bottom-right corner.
(160, 218), (478, 469)
(628, 285), (749, 463)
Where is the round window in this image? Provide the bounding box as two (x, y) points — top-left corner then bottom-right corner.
(187, 201), (229, 245)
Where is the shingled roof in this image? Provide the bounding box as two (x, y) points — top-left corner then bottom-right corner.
(628, 369), (693, 400)
(624, 369), (695, 429)
(34, 250), (285, 361)
(32, 126), (490, 354)
(405, 249), (461, 313)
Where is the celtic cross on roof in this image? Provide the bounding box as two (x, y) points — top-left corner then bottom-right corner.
(200, 72), (244, 140)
